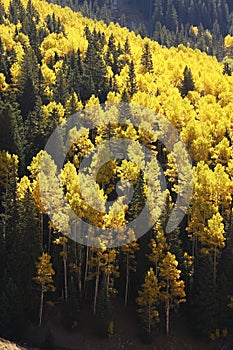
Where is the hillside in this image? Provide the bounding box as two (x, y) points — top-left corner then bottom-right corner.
(0, 0), (233, 348)
(46, 0), (233, 59)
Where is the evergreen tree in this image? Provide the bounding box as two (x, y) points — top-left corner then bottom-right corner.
(0, 273), (25, 340)
(223, 62), (232, 75)
(82, 36), (108, 102)
(141, 42), (153, 73)
(0, 92), (26, 171)
(53, 67), (69, 106)
(95, 282), (113, 337)
(180, 66), (195, 97)
(18, 47), (39, 120)
(126, 60), (138, 97)
(192, 254), (217, 337)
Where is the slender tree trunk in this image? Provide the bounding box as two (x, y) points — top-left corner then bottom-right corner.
(63, 244), (68, 301)
(39, 289), (44, 327)
(48, 223), (52, 253)
(84, 245), (89, 295)
(40, 213), (43, 248)
(93, 260), (100, 315)
(125, 253), (129, 307)
(78, 244), (82, 296)
(148, 301), (151, 335)
(213, 247), (217, 282)
(106, 272), (110, 295)
(166, 300), (170, 335)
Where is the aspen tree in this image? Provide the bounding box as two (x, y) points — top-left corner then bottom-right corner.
(33, 253), (55, 326)
(136, 268), (160, 337)
(121, 228), (139, 307)
(159, 252), (186, 335)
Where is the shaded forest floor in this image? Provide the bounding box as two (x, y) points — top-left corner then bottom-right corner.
(24, 297), (223, 350)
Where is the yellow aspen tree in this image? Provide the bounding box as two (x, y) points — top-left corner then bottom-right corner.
(136, 268), (160, 337)
(87, 245), (106, 315)
(121, 228), (139, 307)
(28, 151), (47, 246)
(53, 235), (69, 301)
(0, 151), (18, 194)
(159, 251), (186, 335)
(202, 212), (225, 282)
(147, 224), (169, 276)
(101, 248), (119, 297)
(33, 253), (55, 326)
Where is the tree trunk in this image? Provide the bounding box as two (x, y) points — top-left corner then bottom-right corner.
(213, 247), (217, 283)
(84, 245), (89, 295)
(106, 272), (110, 296)
(40, 212), (43, 248)
(48, 223), (52, 253)
(148, 301), (151, 335)
(93, 260), (100, 315)
(166, 300), (170, 335)
(63, 244), (68, 301)
(124, 253), (129, 307)
(39, 289), (44, 327)
(78, 244), (82, 296)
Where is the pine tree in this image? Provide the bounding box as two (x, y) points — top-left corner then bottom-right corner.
(223, 62), (232, 75)
(0, 272), (25, 340)
(82, 36), (108, 102)
(17, 176), (42, 319)
(53, 67), (69, 106)
(192, 254), (217, 337)
(180, 66), (195, 97)
(138, 22), (148, 38)
(127, 60), (138, 97)
(18, 47), (39, 120)
(96, 282), (113, 337)
(0, 92), (26, 171)
(141, 42), (154, 73)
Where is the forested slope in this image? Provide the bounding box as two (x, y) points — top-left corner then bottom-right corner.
(46, 0), (233, 60)
(0, 0), (233, 347)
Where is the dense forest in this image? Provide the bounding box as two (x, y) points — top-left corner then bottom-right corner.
(46, 0), (233, 60)
(1, 0), (233, 348)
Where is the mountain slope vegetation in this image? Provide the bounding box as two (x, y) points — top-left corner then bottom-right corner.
(0, 0), (233, 347)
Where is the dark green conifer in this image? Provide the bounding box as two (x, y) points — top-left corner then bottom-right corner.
(141, 42), (154, 73)
(127, 60), (138, 97)
(180, 65), (195, 97)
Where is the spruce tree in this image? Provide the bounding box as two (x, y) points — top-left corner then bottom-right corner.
(82, 36), (108, 102)
(0, 92), (26, 172)
(18, 47), (39, 120)
(0, 273), (25, 340)
(127, 60), (138, 97)
(223, 62), (232, 75)
(95, 282), (113, 337)
(192, 254), (218, 337)
(180, 65), (195, 97)
(141, 42), (154, 73)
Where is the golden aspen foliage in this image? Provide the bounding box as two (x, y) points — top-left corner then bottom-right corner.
(159, 252), (186, 334)
(136, 268), (160, 336)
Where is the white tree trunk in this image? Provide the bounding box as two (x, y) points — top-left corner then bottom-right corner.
(166, 300), (170, 335)
(39, 290), (44, 327)
(93, 261), (100, 315)
(124, 253), (129, 307)
(63, 244), (68, 301)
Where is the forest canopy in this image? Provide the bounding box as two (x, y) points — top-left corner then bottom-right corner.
(0, 0), (233, 347)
